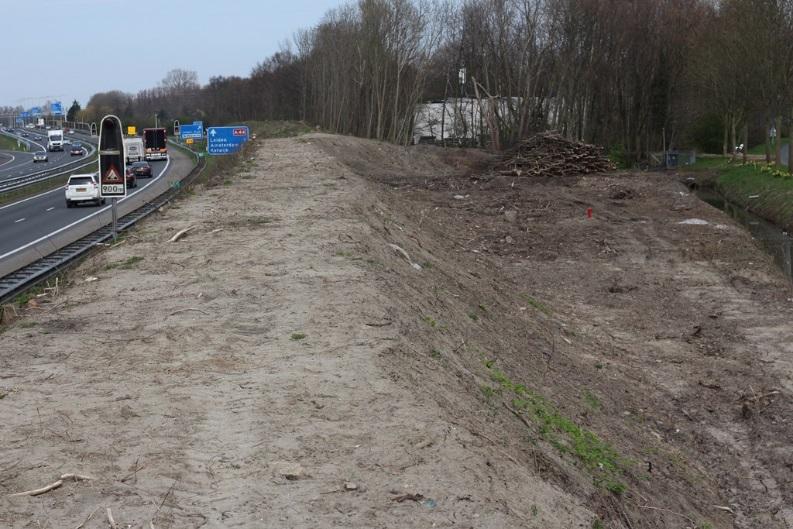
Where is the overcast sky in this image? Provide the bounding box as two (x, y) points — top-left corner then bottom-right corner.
(2, 0), (345, 109)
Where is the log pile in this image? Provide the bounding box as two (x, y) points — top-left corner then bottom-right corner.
(493, 132), (614, 177)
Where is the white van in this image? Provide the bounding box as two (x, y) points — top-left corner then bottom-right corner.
(124, 137), (144, 163)
(47, 129), (64, 151)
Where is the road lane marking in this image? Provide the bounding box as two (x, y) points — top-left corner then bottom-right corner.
(14, 218), (25, 223)
(0, 157), (171, 260)
(46, 206), (54, 211)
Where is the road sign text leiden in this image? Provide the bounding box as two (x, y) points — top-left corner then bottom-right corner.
(207, 126), (249, 155)
(99, 115), (127, 198)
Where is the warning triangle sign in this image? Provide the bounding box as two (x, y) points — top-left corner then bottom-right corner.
(105, 165), (122, 183)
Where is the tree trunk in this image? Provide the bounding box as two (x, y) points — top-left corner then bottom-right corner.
(722, 114), (729, 156)
(775, 116), (783, 166)
(765, 121), (771, 163)
(742, 124), (748, 164)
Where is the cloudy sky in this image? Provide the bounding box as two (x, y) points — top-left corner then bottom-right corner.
(2, 0), (345, 108)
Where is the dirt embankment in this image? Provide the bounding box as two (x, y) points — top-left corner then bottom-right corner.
(1, 133), (792, 528)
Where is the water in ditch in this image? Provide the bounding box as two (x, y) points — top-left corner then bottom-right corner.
(695, 188), (793, 281)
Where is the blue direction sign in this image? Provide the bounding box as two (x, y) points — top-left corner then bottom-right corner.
(20, 111), (29, 118)
(51, 101), (63, 115)
(30, 107), (42, 116)
(207, 126), (249, 155)
(15, 117), (23, 125)
(179, 121), (204, 140)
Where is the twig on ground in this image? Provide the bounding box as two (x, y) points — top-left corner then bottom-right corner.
(74, 506), (99, 529)
(168, 225), (196, 243)
(152, 478), (179, 520)
(503, 402), (533, 430)
(106, 507), (118, 529)
(713, 505), (735, 515)
(167, 308), (209, 317)
(8, 473), (92, 497)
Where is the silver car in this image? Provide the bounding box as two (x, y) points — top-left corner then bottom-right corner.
(33, 151), (48, 163)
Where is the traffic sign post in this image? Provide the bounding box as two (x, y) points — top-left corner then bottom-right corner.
(207, 126), (250, 155)
(99, 115), (127, 239)
(179, 121), (203, 140)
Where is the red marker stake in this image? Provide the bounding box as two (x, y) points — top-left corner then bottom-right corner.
(587, 207), (593, 219)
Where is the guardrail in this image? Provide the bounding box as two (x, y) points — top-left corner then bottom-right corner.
(0, 147), (205, 305)
(0, 132), (98, 193)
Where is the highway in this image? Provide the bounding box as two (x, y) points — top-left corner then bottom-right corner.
(0, 128), (96, 182)
(0, 144), (196, 277)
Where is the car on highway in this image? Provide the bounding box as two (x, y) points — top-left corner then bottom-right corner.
(129, 161), (153, 178)
(70, 143), (84, 156)
(33, 151), (48, 163)
(21, 132), (29, 138)
(125, 167), (137, 188)
(65, 173), (104, 207)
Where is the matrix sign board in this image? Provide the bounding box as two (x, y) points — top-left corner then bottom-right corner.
(99, 115), (127, 197)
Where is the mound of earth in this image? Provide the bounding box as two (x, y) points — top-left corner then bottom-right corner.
(1, 132), (792, 529)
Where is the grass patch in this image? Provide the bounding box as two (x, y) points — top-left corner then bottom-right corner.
(422, 315), (438, 328)
(14, 284), (46, 307)
(521, 294), (552, 315)
(693, 159), (793, 232)
(467, 312), (479, 321)
(290, 332), (306, 341)
(679, 155), (733, 172)
(485, 362), (627, 494)
(583, 391), (601, 410)
(748, 137), (789, 156)
(105, 256), (144, 270)
(0, 134), (28, 151)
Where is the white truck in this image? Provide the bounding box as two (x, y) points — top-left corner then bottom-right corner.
(124, 137), (144, 163)
(47, 129), (64, 152)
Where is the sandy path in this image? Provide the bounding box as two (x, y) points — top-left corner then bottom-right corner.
(0, 138), (590, 528)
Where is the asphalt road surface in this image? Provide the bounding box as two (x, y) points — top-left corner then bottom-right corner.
(0, 129), (95, 182)
(0, 158), (171, 256)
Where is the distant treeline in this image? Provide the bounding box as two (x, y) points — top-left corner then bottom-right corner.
(45, 0), (793, 160)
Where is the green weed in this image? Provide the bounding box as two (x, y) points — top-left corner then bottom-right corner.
(105, 256), (144, 270)
(521, 294), (552, 315)
(583, 391), (601, 410)
(422, 316), (438, 328)
(290, 332), (306, 341)
(485, 362), (626, 494)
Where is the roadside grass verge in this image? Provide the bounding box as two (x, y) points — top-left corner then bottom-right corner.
(0, 134), (28, 152)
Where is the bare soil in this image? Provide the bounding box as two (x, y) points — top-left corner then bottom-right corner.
(1, 133), (792, 528)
